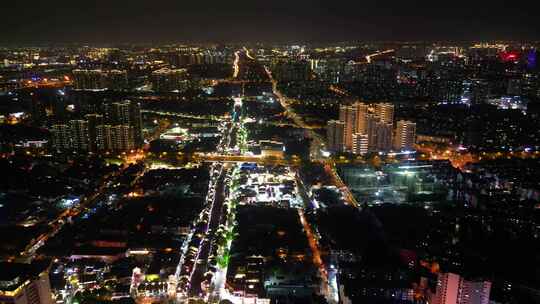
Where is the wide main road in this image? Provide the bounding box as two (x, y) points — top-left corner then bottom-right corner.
(263, 66), (326, 161)
(188, 167), (228, 297)
(177, 71), (244, 300)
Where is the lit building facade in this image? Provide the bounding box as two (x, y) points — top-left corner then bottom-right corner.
(432, 273), (491, 304)
(327, 120), (345, 152)
(69, 120), (89, 151)
(339, 105), (357, 151)
(354, 102), (369, 134)
(50, 124), (71, 151)
(394, 120), (417, 151)
(432, 272), (460, 304)
(72, 69), (128, 91)
(458, 280), (491, 304)
(151, 68), (189, 93)
(374, 122), (393, 151)
(374, 103), (394, 124)
(0, 262), (53, 304)
(72, 69), (104, 90)
(86, 114), (104, 152)
(330, 101), (406, 154)
(50, 100), (142, 153)
(352, 133), (369, 155)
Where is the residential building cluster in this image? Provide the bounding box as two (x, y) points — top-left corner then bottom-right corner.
(150, 68), (190, 93)
(51, 100), (143, 152)
(72, 69), (128, 91)
(327, 102), (416, 154)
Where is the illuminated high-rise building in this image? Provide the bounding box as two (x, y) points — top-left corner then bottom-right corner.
(521, 73), (539, 98)
(96, 124), (113, 151)
(394, 120), (417, 151)
(51, 100), (142, 153)
(86, 114), (104, 152)
(104, 100), (143, 147)
(337, 102), (400, 153)
(432, 273), (460, 304)
(129, 102), (143, 147)
(72, 69), (105, 90)
(104, 101), (128, 125)
(458, 280), (491, 304)
(352, 133), (369, 155)
(375, 122), (393, 151)
(50, 124), (71, 151)
(374, 103), (394, 124)
(366, 114), (379, 151)
(432, 273), (491, 304)
(439, 79), (464, 103)
(69, 120), (89, 151)
(167, 275), (178, 298)
(470, 79), (489, 105)
(327, 120), (345, 152)
(339, 105), (357, 151)
(72, 69), (128, 90)
(111, 125), (135, 151)
(151, 68), (189, 93)
(103, 69), (128, 90)
(354, 102), (369, 134)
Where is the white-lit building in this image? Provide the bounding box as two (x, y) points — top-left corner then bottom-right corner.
(352, 133), (369, 155)
(69, 119), (89, 151)
(50, 124), (71, 151)
(111, 125), (135, 151)
(431, 273), (491, 304)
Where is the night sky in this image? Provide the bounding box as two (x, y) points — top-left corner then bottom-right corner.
(1, 0), (538, 43)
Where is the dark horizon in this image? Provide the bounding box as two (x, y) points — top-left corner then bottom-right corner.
(1, 0), (539, 44)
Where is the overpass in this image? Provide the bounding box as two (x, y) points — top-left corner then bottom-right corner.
(191, 153), (298, 165)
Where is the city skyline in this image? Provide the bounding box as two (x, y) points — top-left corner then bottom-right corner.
(1, 6), (540, 302)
